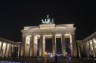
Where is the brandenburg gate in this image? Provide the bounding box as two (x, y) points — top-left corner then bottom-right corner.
(21, 15), (77, 57)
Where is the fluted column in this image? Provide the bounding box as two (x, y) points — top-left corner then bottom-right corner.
(34, 35), (38, 56)
(92, 39), (96, 57)
(0, 42), (3, 57)
(69, 34), (73, 56)
(4, 43), (7, 57)
(61, 34), (66, 56)
(39, 35), (45, 56)
(43, 36), (45, 56)
(93, 38), (96, 57)
(78, 45), (81, 57)
(18, 45), (21, 57)
(86, 41), (90, 57)
(0, 42), (2, 52)
(88, 41), (91, 57)
(71, 34), (77, 57)
(19, 44), (21, 57)
(30, 36), (32, 57)
(11, 44), (14, 57)
(10, 44), (12, 57)
(8, 44), (11, 57)
(6, 44), (10, 57)
(52, 34), (56, 55)
(84, 41), (88, 57)
(39, 35), (42, 56)
(22, 35), (25, 57)
(32, 35), (35, 56)
(29, 37), (31, 57)
(20, 44), (23, 57)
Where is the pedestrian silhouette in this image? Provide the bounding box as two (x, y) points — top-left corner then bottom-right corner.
(54, 54), (57, 63)
(66, 53), (71, 63)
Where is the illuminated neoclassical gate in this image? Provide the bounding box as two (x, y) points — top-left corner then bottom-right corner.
(21, 24), (77, 57)
(21, 16), (77, 57)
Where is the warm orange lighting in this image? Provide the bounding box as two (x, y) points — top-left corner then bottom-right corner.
(44, 51), (48, 55)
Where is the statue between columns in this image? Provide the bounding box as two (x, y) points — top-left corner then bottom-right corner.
(41, 15), (54, 24)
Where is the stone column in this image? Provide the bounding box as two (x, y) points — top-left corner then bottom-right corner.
(92, 39), (96, 57)
(83, 42), (87, 57)
(84, 41), (89, 57)
(29, 39), (31, 57)
(30, 36), (32, 57)
(19, 44), (21, 57)
(4, 43), (7, 57)
(22, 35), (25, 57)
(18, 45), (21, 57)
(88, 41), (91, 57)
(20, 45), (23, 57)
(43, 36), (45, 56)
(34, 35), (38, 56)
(90, 40), (94, 57)
(39, 35), (42, 56)
(78, 45), (81, 57)
(6, 44), (10, 57)
(61, 34), (66, 56)
(0, 42), (2, 57)
(10, 43), (12, 57)
(11, 44), (14, 57)
(93, 38), (96, 57)
(32, 35), (35, 56)
(0, 42), (3, 57)
(71, 34), (77, 57)
(69, 34), (73, 56)
(0, 42), (1, 51)
(8, 43), (11, 57)
(0, 42), (2, 52)
(40, 35), (45, 56)
(86, 41), (90, 57)
(52, 34), (56, 55)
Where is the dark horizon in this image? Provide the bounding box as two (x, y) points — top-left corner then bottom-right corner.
(0, 2), (96, 42)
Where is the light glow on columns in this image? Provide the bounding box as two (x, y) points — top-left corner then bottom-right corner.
(87, 42), (89, 46)
(90, 40), (93, 50)
(69, 34), (72, 44)
(0, 41), (2, 48)
(93, 38), (96, 44)
(90, 40), (92, 45)
(69, 34), (72, 54)
(6, 44), (9, 56)
(2, 43), (6, 55)
(2, 43), (6, 49)
(26, 35), (31, 45)
(34, 35), (38, 46)
(0, 41), (2, 56)
(43, 36), (45, 53)
(65, 34), (70, 38)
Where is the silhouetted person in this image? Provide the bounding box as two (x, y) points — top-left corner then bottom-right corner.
(54, 54), (57, 63)
(66, 53), (71, 63)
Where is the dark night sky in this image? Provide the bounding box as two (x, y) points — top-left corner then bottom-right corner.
(0, 1), (96, 42)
